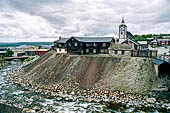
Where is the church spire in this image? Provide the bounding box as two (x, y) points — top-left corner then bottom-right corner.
(121, 15), (125, 24)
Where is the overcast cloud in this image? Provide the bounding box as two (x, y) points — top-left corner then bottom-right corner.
(0, 0), (170, 42)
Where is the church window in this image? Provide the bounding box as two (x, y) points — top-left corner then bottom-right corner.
(121, 31), (123, 35)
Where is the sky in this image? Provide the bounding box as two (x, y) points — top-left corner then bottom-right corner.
(0, 0), (170, 42)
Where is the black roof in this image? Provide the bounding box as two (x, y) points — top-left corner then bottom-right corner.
(122, 39), (140, 45)
(127, 31), (134, 39)
(57, 38), (69, 43)
(73, 37), (114, 43)
(152, 59), (169, 65)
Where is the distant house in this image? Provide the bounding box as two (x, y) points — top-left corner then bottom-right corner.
(151, 39), (170, 46)
(138, 41), (148, 49)
(158, 39), (170, 46)
(35, 49), (49, 56)
(17, 52), (25, 56)
(25, 50), (35, 56)
(0, 48), (7, 56)
(66, 37), (115, 54)
(54, 38), (69, 53)
(151, 40), (158, 46)
(152, 59), (170, 77)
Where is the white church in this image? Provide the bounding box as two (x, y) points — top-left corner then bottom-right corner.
(118, 17), (134, 44)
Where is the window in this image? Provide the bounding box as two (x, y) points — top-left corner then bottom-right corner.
(103, 43), (106, 47)
(86, 49), (89, 53)
(93, 43), (96, 46)
(101, 49), (104, 53)
(121, 31), (123, 35)
(86, 43), (90, 46)
(115, 50), (117, 54)
(80, 43), (83, 46)
(68, 43), (71, 46)
(75, 42), (77, 46)
(122, 50), (124, 55)
(58, 44), (62, 47)
(93, 49), (96, 53)
(105, 49), (108, 53)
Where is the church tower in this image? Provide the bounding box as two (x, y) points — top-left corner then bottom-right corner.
(119, 16), (127, 43)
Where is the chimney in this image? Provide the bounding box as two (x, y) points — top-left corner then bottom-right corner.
(59, 36), (61, 40)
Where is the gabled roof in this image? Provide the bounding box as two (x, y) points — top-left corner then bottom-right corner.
(127, 31), (134, 39)
(152, 59), (169, 65)
(122, 39), (140, 45)
(73, 37), (114, 43)
(57, 38), (69, 43)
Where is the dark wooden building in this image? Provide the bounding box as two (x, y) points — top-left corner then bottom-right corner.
(53, 38), (69, 53)
(66, 37), (115, 54)
(152, 59), (170, 78)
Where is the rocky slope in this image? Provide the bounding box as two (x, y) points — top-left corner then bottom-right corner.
(17, 51), (170, 94)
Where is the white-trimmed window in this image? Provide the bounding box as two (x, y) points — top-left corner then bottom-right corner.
(93, 43), (96, 46)
(75, 42), (77, 46)
(86, 43), (90, 46)
(86, 49), (89, 53)
(93, 49), (96, 53)
(58, 44), (62, 47)
(103, 43), (106, 47)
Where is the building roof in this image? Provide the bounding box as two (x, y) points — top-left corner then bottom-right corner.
(138, 41), (148, 45)
(35, 49), (49, 51)
(151, 40), (157, 43)
(162, 36), (170, 38)
(127, 31), (134, 39)
(0, 48), (7, 51)
(57, 38), (69, 43)
(73, 37), (114, 43)
(0, 51), (6, 54)
(122, 39), (140, 45)
(16, 45), (29, 49)
(152, 59), (169, 65)
(157, 39), (170, 41)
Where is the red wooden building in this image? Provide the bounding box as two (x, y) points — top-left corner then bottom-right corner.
(35, 49), (48, 56)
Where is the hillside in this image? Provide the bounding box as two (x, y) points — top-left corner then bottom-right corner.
(17, 51), (170, 94)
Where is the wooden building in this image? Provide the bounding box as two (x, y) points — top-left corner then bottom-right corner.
(35, 49), (48, 56)
(53, 38), (69, 53)
(0, 48), (7, 56)
(151, 39), (170, 46)
(66, 37), (115, 54)
(152, 59), (170, 78)
(25, 50), (35, 56)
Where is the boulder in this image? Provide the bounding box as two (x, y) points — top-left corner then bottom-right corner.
(146, 98), (156, 104)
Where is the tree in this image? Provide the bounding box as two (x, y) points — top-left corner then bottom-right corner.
(5, 49), (14, 57)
